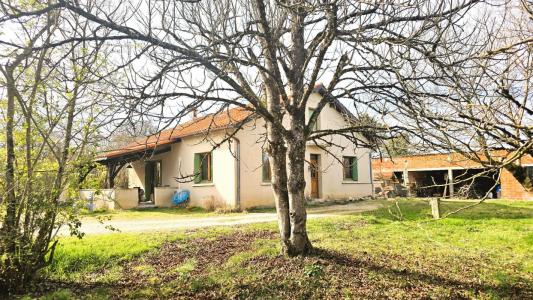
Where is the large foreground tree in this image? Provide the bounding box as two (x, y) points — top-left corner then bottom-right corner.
(0, 1), (119, 292)
(5, 0), (490, 255)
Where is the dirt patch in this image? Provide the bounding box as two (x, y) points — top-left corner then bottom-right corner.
(114, 230), (277, 299)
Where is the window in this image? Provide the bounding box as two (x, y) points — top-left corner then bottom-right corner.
(308, 108), (319, 131)
(343, 156), (358, 181)
(194, 152), (212, 183)
(262, 151), (271, 182)
(526, 166), (533, 181)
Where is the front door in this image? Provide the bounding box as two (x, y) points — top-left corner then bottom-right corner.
(310, 154), (320, 198)
(144, 161), (161, 202)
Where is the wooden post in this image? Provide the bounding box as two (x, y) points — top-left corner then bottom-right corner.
(106, 163), (116, 188)
(430, 198), (441, 219)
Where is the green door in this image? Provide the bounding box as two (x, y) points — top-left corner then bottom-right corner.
(144, 162), (154, 202)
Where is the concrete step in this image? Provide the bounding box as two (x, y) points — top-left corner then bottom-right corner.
(137, 202), (156, 209)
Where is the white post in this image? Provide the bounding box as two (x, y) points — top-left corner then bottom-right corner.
(403, 159), (409, 187)
(430, 198), (441, 219)
(403, 169), (410, 197)
(448, 169), (454, 198)
(369, 152), (374, 198)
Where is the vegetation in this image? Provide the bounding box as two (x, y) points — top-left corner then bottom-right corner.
(5, 0), (515, 257)
(1, 0), (530, 294)
(22, 199), (533, 299)
(0, 6), (118, 292)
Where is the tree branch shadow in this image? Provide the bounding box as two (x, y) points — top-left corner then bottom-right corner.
(310, 247), (532, 298)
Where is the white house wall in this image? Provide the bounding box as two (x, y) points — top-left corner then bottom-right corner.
(235, 93), (373, 208)
(304, 94), (373, 199)
(127, 93), (373, 209)
(128, 131), (237, 208)
(235, 118), (276, 208)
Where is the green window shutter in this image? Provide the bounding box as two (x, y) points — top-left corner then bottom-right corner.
(308, 108), (317, 130)
(351, 157), (358, 181)
(194, 153), (202, 183)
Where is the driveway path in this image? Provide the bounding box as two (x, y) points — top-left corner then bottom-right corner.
(66, 200), (382, 235)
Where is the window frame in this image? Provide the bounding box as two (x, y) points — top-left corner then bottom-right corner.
(262, 151), (272, 183)
(194, 152), (213, 183)
(526, 166), (533, 181)
(342, 156), (358, 181)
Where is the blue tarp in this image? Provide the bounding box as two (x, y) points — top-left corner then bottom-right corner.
(172, 189), (190, 205)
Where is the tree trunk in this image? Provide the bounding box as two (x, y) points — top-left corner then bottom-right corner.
(2, 67), (18, 252)
(35, 80), (79, 253)
(264, 82), (291, 253)
(267, 124), (291, 254)
(268, 120), (312, 256)
(285, 115), (312, 255)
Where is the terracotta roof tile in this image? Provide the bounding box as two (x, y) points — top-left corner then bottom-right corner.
(100, 106), (253, 159)
(99, 85), (357, 161)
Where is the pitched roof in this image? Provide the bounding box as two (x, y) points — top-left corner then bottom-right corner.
(99, 106), (253, 160)
(98, 84), (356, 161)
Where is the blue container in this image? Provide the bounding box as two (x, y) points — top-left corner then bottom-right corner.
(172, 189), (190, 206)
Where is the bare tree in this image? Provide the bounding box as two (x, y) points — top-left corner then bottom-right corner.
(379, 0), (532, 186)
(2, 0), (490, 255)
(0, 1), (117, 292)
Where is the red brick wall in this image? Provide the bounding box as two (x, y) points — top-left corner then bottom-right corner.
(500, 168), (533, 200)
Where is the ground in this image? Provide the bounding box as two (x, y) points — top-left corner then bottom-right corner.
(72, 201), (381, 235)
(22, 199), (533, 299)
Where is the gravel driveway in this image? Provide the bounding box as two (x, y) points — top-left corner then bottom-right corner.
(65, 200), (382, 235)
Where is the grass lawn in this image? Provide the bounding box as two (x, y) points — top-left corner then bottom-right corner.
(24, 199), (533, 299)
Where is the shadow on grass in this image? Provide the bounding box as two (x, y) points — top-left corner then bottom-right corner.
(364, 200), (533, 221)
(309, 247), (532, 299)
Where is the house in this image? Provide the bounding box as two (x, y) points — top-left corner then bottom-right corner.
(372, 152), (533, 200)
(88, 86), (374, 210)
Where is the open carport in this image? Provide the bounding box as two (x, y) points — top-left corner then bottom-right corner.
(400, 168), (498, 198)
(373, 152), (532, 200)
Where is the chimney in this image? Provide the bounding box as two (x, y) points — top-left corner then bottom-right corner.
(190, 108), (198, 119)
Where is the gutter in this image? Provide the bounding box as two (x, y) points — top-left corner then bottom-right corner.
(232, 137), (241, 210)
(369, 152), (374, 198)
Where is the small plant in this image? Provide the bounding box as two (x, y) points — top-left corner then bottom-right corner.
(204, 196), (226, 212)
(168, 258), (197, 280)
(466, 226), (480, 232)
(303, 264), (324, 277)
(132, 264), (156, 276)
(40, 289), (75, 300)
